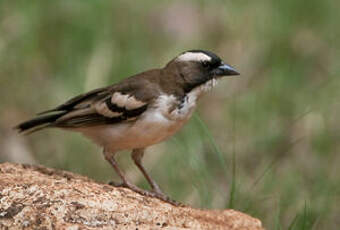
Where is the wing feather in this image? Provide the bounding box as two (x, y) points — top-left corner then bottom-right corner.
(17, 70), (162, 132)
(54, 88), (150, 128)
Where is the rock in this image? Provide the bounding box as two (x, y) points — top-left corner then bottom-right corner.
(0, 162), (263, 230)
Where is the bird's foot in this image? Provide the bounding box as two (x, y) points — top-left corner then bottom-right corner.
(150, 184), (164, 197)
(148, 190), (184, 207)
(109, 181), (184, 206)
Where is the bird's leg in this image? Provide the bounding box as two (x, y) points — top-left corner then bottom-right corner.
(104, 149), (127, 186)
(104, 149), (182, 206)
(131, 148), (183, 206)
(103, 149), (143, 193)
(131, 148), (164, 196)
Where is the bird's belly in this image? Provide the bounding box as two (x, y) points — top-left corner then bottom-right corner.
(78, 109), (191, 152)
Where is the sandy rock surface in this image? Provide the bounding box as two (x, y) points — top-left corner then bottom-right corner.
(0, 162), (263, 230)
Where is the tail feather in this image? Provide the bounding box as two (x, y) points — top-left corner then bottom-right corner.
(15, 112), (67, 134)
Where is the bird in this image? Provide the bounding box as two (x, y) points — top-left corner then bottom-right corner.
(16, 50), (239, 204)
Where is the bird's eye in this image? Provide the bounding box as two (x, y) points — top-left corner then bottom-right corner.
(202, 61), (210, 68)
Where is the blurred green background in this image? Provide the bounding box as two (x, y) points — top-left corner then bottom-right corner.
(0, 0), (339, 229)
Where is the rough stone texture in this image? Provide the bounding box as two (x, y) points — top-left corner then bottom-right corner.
(0, 162), (263, 230)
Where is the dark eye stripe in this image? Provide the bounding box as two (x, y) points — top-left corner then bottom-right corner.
(202, 61), (209, 67)
(202, 60), (220, 69)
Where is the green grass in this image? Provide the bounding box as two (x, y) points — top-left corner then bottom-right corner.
(0, 0), (339, 229)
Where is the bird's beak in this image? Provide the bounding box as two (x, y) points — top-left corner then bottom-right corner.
(215, 63), (240, 76)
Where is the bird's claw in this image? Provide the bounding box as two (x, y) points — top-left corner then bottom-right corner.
(108, 180), (184, 206)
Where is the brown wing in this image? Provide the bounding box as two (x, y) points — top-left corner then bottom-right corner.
(53, 78), (161, 128)
(38, 87), (109, 115)
(16, 70), (162, 132)
(16, 87), (110, 133)
(54, 93), (149, 127)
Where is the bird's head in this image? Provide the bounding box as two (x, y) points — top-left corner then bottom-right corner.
(165, 50), (239, 93)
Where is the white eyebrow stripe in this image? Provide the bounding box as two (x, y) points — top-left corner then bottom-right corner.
(176, 52), (212, 62)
